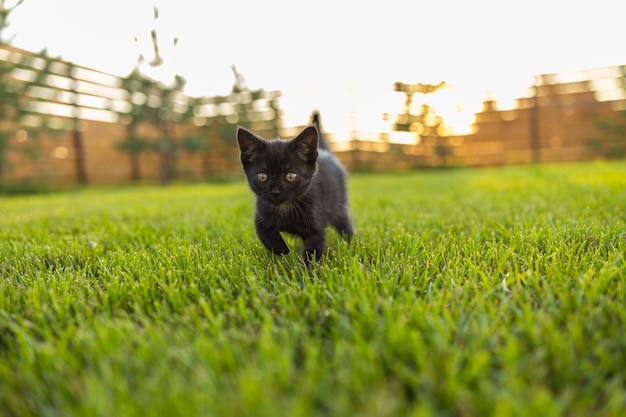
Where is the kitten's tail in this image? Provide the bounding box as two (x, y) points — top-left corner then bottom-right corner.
(310, 111), (331, 151)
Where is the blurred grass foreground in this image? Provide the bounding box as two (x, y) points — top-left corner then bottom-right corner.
(1, 43), (626, 190)
(1, 161), (625, 415)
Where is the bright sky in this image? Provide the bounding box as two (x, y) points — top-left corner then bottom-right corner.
(6, 0), (624, 138)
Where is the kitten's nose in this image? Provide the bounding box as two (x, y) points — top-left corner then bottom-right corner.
(271, 187), (281, 197)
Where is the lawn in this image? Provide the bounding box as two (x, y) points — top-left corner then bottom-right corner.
(1, 160), (625, 416)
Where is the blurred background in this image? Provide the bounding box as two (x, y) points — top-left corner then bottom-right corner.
(0, 0), (624, 189)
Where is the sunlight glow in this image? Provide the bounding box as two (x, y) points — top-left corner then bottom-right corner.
(5, 0), (623, 140)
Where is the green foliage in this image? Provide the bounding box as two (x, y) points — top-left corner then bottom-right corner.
(591, 116), (626, 157)
(0, 0), (25, 43)
(0, 49), (58, 177)
(180, 135), (207, 154)
(596, 116), (626, 136)
(1, 161), (625, 416)
(115, 136), (153, 153)
(0, 178), (49, 195)
(588, 68), (626, 158)
(116, 69), (190, 182)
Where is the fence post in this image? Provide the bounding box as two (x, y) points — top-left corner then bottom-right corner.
(68, 63), (88, 184)
(529, 77), (541, 163)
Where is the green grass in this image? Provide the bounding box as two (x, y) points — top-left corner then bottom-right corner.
(1, 160), (625, 417)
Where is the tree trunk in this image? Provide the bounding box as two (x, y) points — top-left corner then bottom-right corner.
(69, 63), (87, 185)
(529, 84), (541, 163)
(72, 127), (88, 185)
(130, 151), (141, 181)
(126, 123), (142, 181)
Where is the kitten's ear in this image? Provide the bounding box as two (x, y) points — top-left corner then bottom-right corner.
(289, 125), (318, 163)
(237, 127), (265, 164)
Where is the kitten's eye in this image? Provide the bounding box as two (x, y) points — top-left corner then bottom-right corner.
(257, 172), (268, 182)
(285, 172), (297, 182)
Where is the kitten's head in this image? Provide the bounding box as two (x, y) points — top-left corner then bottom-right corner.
(237, 126), (319, 205)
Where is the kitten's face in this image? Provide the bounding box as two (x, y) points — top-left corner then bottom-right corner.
(237, 126), (319, 205)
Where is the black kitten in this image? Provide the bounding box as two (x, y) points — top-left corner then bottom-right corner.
(237, 118), (354, 264)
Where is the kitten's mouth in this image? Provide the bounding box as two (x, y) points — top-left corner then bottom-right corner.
(269, 196), (292, 208)
(277, 202), (296, 215)
(270, 196), (288, 205)
(269, 192), (287, 203)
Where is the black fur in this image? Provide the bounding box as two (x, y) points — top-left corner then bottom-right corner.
(310, 110), (330, 151)
(237, 119), (353, 264)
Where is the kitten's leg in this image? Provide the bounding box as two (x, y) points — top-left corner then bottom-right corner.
(332, 208), (354, 240)
(301, 230), (326, 265)
(255, 222), (290, 255)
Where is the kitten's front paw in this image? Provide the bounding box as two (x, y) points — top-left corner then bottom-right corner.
(302, 248), (323, 266)
(270, 246), (290, 255)
(257, 228), (289, 255)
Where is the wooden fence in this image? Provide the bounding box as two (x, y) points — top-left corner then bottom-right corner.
(1, 44), (625, 186)
(337, 68), (626, 172)
(1, 44), (281, 185)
